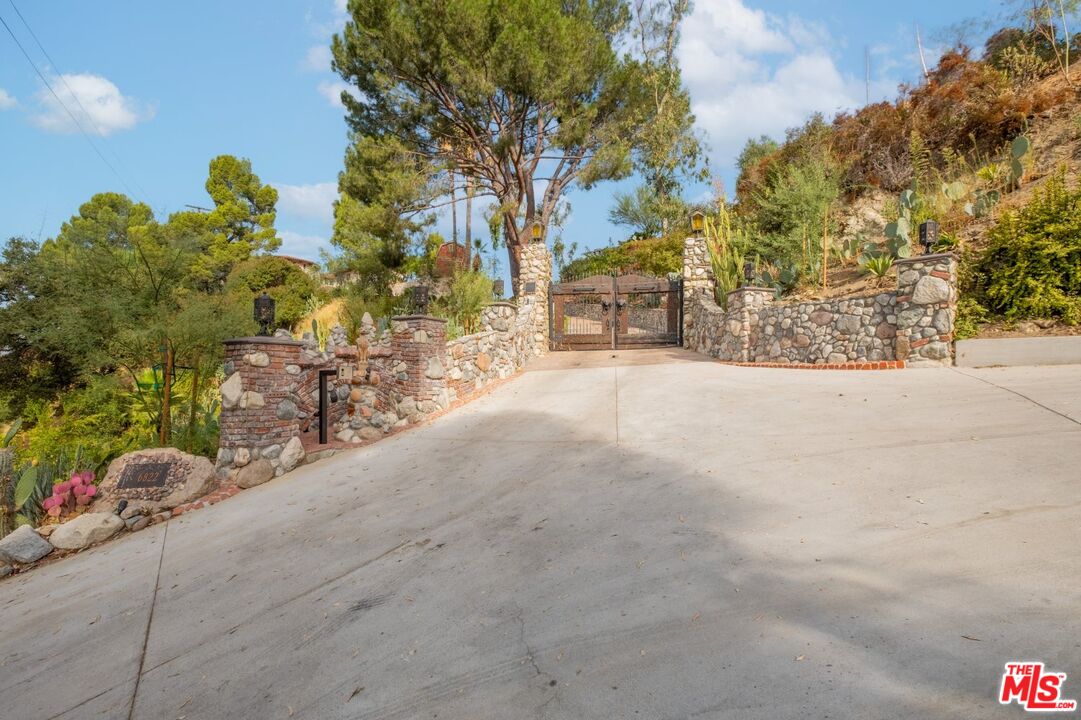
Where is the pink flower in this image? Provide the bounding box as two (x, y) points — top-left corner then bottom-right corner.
(42, 496), (55, 510)
(55, 481), (71, 494)
(75, 495), (91, 506)
(80, 471), (95, 484)
(72, 485), (86, 496)
(84, 486), (97, 498)
(47, 505), (61, 517)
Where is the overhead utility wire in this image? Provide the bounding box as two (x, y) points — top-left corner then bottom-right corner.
(0, 9), (141, 200)
(8, 0), (152, 203)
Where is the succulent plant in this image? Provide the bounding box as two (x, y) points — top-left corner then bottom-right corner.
(41, 471), (98, 519)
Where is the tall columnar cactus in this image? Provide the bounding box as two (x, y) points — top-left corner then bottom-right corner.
(0, 449), (14, 539)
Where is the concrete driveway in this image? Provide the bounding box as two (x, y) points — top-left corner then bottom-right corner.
(2, 350), (1079, 719)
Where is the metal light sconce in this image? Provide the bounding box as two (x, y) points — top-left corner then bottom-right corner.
(254, 291), (275, 336)
(919, 220), (939, 255)
(411, 284), (430, 315)
(743, 260), (756, 285)
(691, 211), (705, 236)
(531, 221), (544, 243)
(492, 279), (505, 298)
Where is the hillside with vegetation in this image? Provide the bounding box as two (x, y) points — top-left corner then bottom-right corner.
(567, 27), (1081, 339)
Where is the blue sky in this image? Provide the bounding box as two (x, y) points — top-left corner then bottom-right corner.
(0, 0), (1003, 277)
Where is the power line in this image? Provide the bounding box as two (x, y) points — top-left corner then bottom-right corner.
(7, 0), (152, 203)
(0, 8), (141, 201)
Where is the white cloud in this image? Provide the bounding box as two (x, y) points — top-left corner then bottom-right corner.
(274, 182), (338, 224)
(317, 80), (359, 108)
(678, 0), (896, 177)
(303, 44), (332, 72)
(277, 230), (330, 260)
(32, 73), (153, 136)
(0, 89), (16, 110)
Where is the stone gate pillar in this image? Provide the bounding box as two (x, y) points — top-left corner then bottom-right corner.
(516, 241), (552, 356)
(726, 287), (775, 362)
(682, 235), (714, 348)
(894, 253), (958, 367)
(219, 336), (306, 477)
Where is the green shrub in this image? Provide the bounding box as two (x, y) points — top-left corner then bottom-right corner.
(971, 172), (1081, 324)
(954, 297), (991, 340)
(433, 271), (493, 336)
(226, 256), (318, 329)
(560, 234), (683, 280)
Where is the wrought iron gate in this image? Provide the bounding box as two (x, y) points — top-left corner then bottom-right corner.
(549, 274), (682, 351)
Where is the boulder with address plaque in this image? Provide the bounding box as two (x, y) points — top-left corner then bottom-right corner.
(93, 448), (215, 514)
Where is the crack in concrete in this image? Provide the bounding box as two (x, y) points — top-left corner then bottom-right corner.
(127, 522), (169, 720)
(951, 367), (1081, 427)
(513, 607), (560, 719)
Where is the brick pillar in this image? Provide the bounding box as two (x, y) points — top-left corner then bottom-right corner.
(515, 241), (551, 356)
(388, 315), (450, 417)
(894, 253), (958, 367)
(219, 336), (305, 474)
(726, 287), (774, 362)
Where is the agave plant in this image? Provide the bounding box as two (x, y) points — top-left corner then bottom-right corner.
(860, 253), (894, 280)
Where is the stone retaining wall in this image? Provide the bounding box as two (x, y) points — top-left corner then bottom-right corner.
(218, 244), (553, 474)
(682, 236), (957, 367)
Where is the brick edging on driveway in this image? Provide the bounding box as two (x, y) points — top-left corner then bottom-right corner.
(718, 360), (907, 370)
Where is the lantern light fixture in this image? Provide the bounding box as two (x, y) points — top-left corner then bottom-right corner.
(531, 221), (544, 242)
(743, 260), (756, 284)
(254, 291), (276, 336)
(919, 220), (940, 255)
(411, 284), (431, 315)
(691, 211), (705, 236)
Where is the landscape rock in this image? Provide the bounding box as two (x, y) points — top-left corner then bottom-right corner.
(220, 372), (243, 409)
(236, 459), (275, 489)
(238, 391), (265, 409)
(911, 276), (950, 305)
(49, 513), (124, 550)
(95, 447), (216, 514)
(233, 447), (251, 467)
(276, 399), (298, 420)
(424, 357), (445, 379)
(259, 444), (282, 460)
(246, 351), (270, 367)
(0, 564), (11, 578)
(279, 436), (305, 473)
(0, 525), (54, 564)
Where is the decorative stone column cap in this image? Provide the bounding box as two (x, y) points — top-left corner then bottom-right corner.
(224, 336), (303, 346)
(483, 301), (517, 310)
(390, 314), (449, 323)
(894, 252), (956, 266)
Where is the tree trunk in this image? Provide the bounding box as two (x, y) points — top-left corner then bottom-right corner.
(187, 358), (201, 453)
(450, 168), (458, 248)
(504, 216), (524, 293)
(465, 174), (473, 270)
(159, 342), (173, 447)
